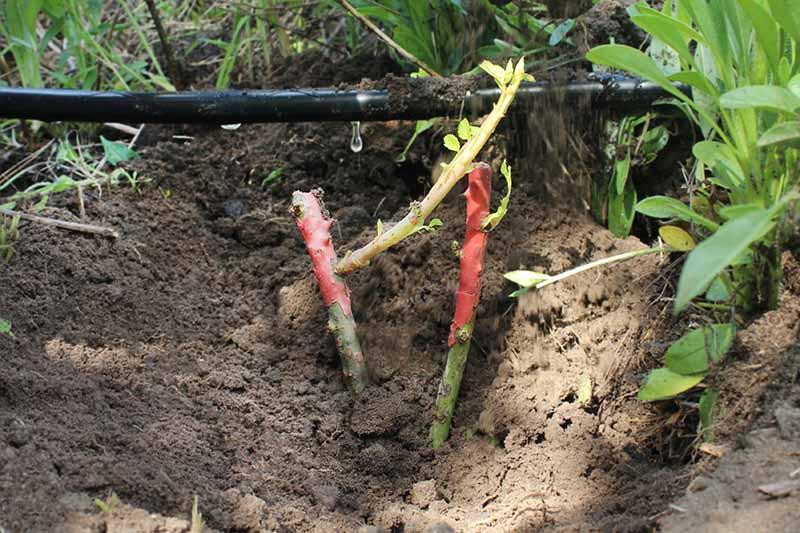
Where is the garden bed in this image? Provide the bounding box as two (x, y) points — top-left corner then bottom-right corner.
(2, 51), (799, 533)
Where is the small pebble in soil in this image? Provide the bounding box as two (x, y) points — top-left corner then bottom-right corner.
(687, 476), (710, 493)
(223, 198), (247, 218)
(774, 404), (800, 440)
(7, 426), (30, 448)
(307, 477), (341, 511)
(409, 479), (437, 509)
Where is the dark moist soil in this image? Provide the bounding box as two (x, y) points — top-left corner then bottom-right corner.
(2, 50), (799, 533)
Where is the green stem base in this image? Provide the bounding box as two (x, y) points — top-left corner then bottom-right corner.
(431, 322), (473, 450)
(328, 301), (368, 395)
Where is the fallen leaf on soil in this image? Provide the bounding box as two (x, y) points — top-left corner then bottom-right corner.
(698, 442), (727, 457)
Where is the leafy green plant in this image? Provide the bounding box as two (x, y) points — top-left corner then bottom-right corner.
(583, 0), (799, 406)
(597, 113), (671, 237)
(2, 0), (47, 87)
(479, 1), (560, 60)
(1, 0), (172, 91)
(638, 323), (734, 400)
(345, 0), (496, 75)
(1, 136), (144, 212)
(0, 212), (20, 262)
(588, 0), (799, 314)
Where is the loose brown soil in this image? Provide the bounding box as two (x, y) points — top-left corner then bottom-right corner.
(2, 51), (798, 533)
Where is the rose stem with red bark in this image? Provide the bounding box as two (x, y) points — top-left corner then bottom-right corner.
(431, 163), (492, 449)
(291, 190), (368, 395)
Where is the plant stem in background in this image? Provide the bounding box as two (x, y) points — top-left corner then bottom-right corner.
(335, 59), (528, 275)
(290, 190), (369, 395)
(0, 207), (119, 239)
(336, 0), (442, 77)
(431, 163), (492, 449)
(144, 0), (183, 90)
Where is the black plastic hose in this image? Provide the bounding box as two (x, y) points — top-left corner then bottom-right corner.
(0, 78), (685, 124)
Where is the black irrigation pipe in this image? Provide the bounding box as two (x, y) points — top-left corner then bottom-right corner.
(0, 77), (688, 125)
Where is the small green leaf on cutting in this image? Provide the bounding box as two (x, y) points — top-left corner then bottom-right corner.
(443, 134), (461, 152)
(503, 59), (514, 84)
(457, 118), (472, 141)
(504, 270), (551, 288)
(479, 60), (506, 85)
(376, 219), (384, 237)
(482, 160), (512, 231)
(416, 218), (444, 234)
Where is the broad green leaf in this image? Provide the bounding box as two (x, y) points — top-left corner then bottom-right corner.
(758, 121), (800, 147)
(586, 45), (688, 102)
(739, 0), (781, 77)
(637, 367), (705, 401)
(693, 141), (746, 188)
(789, 75), (800, 98)
(635, 196), (718, 231)
(683, 0), (730, 70)
(705, 273), (732, 302)
(641, 125), (670, 157)
(718, 203), (763, 220)
(101, 136), (140, 166)
(632, 14), (693, 64)
(443, 134), (460, 152)
(608, 178), (636, 238)
(632, 4), (707, 46)
(698, 388), (719, 442)
(614, 151), (631, 195)
(768, 0), (800, 43)
(675, 209), (776, 312)
(669, 71), (717, 96)
(659, 225), (695, 251)
(504, 270), (551, 288)
(549, 19), (575, 46)
(665, 324), (735, 375)
(719, 86), (800, 114)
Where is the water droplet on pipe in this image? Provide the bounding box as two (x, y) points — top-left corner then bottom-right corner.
(350, 121), (363, 153)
